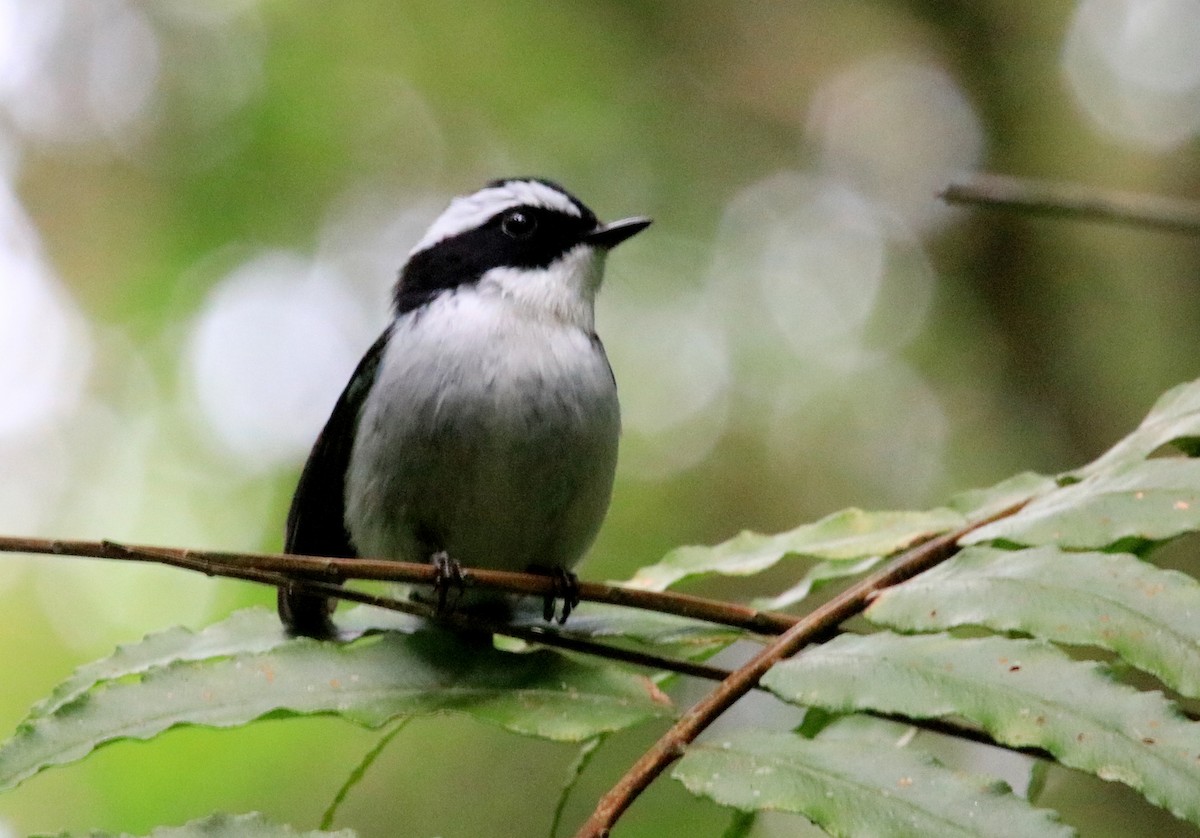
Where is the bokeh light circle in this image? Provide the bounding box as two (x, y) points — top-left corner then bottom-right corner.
(185, 251), (374, 472)
(1064, 0), (1200, 149)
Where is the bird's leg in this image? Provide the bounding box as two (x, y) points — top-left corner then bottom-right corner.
(430, 550), (465, 614)
(528, 564), (581, 624)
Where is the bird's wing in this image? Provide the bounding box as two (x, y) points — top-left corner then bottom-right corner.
(284, 327), (392, 558)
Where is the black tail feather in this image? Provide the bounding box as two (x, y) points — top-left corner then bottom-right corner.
(277, 585), (339, 639)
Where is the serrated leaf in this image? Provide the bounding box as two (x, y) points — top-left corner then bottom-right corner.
(750, 474), (1055, 612)
(867, 545), (1200, 698)
(762, 632), (1200, 827)
(31, 609), (291, 720)
(33, 811), (356, 837)
(752, 556), (881, 611)
(945, 471), (1056, 519)
(673, 729), (1073, 838)
(0, 630), (672, 792)
(508, 602), (742, 651)
(627, 508), (964, 592)
(963, 458), (1200, 550)
(1077, 378), (1200, 477)
(32, 607), (425, 722)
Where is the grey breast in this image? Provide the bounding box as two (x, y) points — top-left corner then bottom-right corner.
(343, 292), (620, 575)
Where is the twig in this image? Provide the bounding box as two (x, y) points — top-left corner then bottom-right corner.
(244, 574), (735, 685)
(498, 627), (731, 682)
(179, 555), (1069, 763)
(3, 522), (1068, 805)
(941, 173), (1200, 236)
(1, 519), (1053, 825)
(0, 535), (795, 636)
(75, 523), (1165, 759)
(95, 541), (1052, 753)
(572, 502), (1025, 838)
(0, 534), (739, 683)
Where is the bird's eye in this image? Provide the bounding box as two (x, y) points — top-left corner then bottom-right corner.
(501, 209), (537, 239)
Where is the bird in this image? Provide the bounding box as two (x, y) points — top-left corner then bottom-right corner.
(278, 177), (651, 638)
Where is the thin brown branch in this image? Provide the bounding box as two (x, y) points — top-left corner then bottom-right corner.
(0, 535), (796, 636)
(0, 535), (741, 682)
(572, 502), (1026, 838)
(497, 627), (732, 683)
(941, 173), (1200, 235)
(1, 523), (1068, 799)
(2, 521), (1057, 809)
(276, 580), (733, 684)
(7, 531), (1058, 753)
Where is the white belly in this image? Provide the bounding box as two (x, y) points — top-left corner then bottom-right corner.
(344, 290), (620, 577)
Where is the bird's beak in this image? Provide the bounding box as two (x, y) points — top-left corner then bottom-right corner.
(585, 216), (652, 249)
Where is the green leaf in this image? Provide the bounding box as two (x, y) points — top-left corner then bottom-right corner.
(963, 458), (1200, 550)
(1026, 759), (1051, 806)
(550, 736), (604, 838)
(33, 811), (357, 837)
(751, 556), (881, 611)
(319, 719), (411, 830)
(32, 607), (426, 722)
(1077, 378), (1200, 477)
(509, 603), (742, 651)
(336, 604), (426, 635)
(945, 471), (1056, 519)
(31, 609), (291, 720)
(867, 545), (1200, 698)
(719, 810), (756, 838)
(627, 507), (965, 592)
(673, 729), (1073, 838)
(762, 632), (1200, 827)
(744, 473), (1055, 613)
(0, 630), (672, 792)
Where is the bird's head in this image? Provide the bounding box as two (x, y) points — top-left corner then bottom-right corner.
(395, 178), (650, 329)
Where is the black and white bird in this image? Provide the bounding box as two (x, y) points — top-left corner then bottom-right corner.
(279, 178), (650, 638)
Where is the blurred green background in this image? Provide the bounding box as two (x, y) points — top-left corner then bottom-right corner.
(3, 1), (1200, 836)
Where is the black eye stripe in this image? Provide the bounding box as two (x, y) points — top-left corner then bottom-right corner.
(501, 209), (537, 239)
(394, 204), (598, 314)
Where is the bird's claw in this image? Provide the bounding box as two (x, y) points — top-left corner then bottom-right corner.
(530, 565), (580, 624)
(431, 551), (465, 614)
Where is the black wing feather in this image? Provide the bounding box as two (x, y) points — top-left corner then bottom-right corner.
(278, 327), (391, 636)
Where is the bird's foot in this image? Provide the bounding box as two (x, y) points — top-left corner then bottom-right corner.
(431, 551), (465, 614)
(528, 565), (580, 624)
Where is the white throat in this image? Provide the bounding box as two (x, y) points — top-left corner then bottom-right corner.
(477, 244), (606, 331)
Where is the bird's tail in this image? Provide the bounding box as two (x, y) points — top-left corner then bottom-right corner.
(277, 584), (339, 639)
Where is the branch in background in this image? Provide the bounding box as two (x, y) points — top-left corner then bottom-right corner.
(941, 173), (1200, 235)
(0, 535), (796, 636)
(573, 503), (1025, 838)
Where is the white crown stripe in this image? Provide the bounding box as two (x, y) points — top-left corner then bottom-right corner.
(409, 181), (583, 255)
